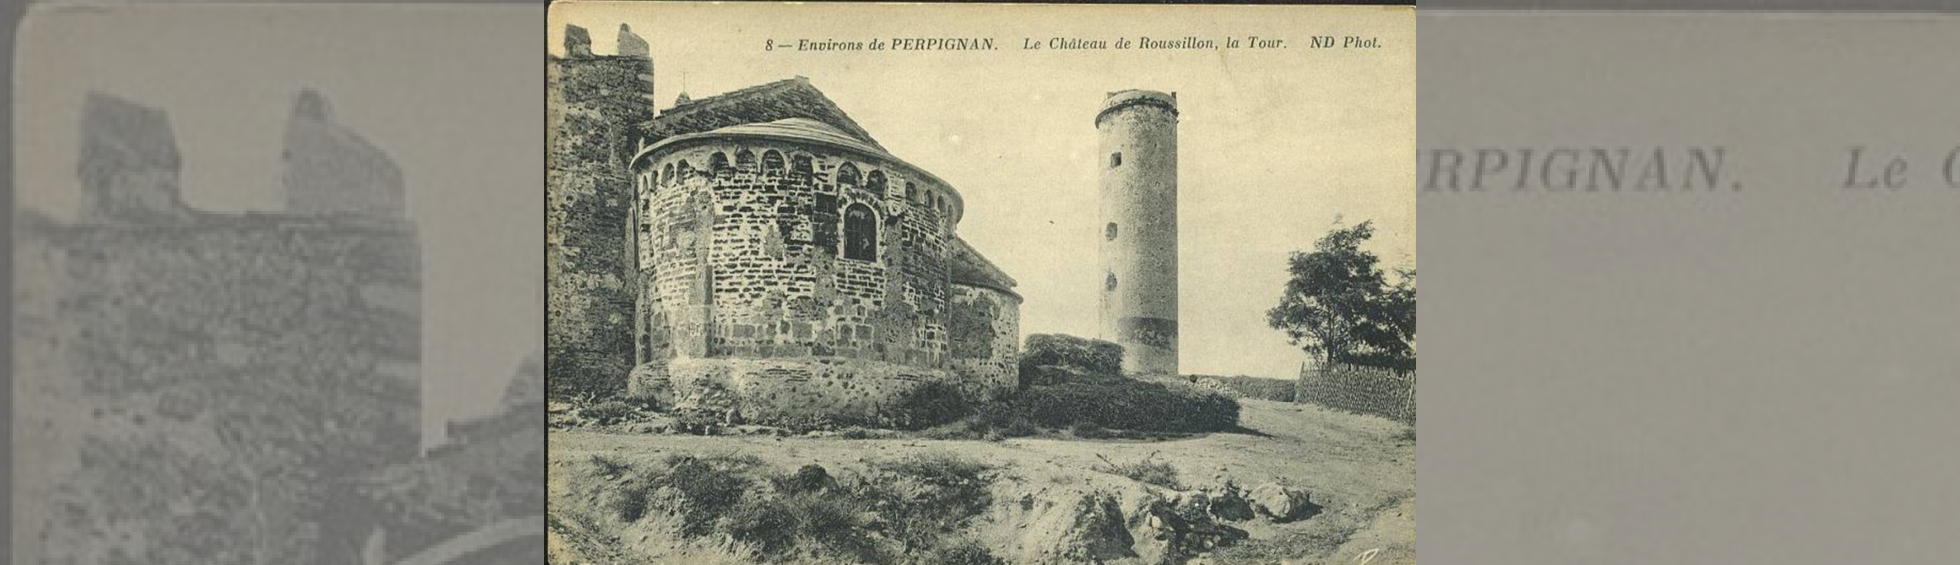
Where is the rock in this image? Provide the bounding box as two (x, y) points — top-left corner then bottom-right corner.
(1207, 485), (1254, 522)
(1143, 497), (1249, 561)
(784, 464), (834, 494)
(1248, 483), (1321, 523)
(1017, 491), (1136, 563)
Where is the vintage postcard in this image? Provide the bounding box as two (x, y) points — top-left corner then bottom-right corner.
(547, 2), (1414, 564)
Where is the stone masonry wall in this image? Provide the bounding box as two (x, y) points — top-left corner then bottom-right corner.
(13, 213), (421, 565)
(546, 25), (654, 398)
(641, 357), (956, 425)
(637, 139), (958, 367)
(948, 284), (1021, 398)
(1296, 363), (1417, 424)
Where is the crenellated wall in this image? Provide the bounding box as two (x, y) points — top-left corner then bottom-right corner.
(15, 214), (423, 564)
(546, 24), (654, 397)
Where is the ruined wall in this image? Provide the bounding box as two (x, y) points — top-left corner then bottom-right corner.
(1296, 363), (1417, 424)
(14, 213), (421, 565)
(546, 24), (654, 397)
(636, 138), (958, 368)
(948, 283), (1021, 398)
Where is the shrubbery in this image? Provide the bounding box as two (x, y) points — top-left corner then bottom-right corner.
(1093, 452), (1184, 490)
(1018, 378), (1240, 433)
(1190, 375), (1298, 403)
(591, 451), (996, 564)
(889, 380), (976, 430)
(1019, 333), (1124, 388)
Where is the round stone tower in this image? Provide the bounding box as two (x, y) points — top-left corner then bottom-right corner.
(1097, 89), (1179, 375)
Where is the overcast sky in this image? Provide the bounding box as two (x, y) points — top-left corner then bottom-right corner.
(17, 5), (542, 446)
(554, 2), (1414, 379)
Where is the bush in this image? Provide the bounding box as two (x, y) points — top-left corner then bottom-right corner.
(1018, 378), (1239, 433)
(1071, 422), (1116, 439)
(920, 540), (1007, 565)
(1019, 334), (1124, 386)
(890, 381), (975, 431)
(722, 492), (881, 563)
(860, 453), (996, 550)
(577, 400), (640, 425)
(1094, 453), (1183, 490)
(650, 454), (755, 536)
(1191, 375), (1297, 402)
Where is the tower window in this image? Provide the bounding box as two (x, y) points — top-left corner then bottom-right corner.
(1110, 152), (1122, 168)
(843, 203), (878, 261)
(1105, 272), (1118, 291)
(1105, 222), (1119, 241)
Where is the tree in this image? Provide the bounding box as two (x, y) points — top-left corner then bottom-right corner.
(1266, 221), (1416, 371)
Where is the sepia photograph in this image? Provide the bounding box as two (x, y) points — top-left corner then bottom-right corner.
(547, 3), (1414, 564)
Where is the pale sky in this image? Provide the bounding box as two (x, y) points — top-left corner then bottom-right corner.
(16, 5), (543, 446)
(553, 2), (1415, 379)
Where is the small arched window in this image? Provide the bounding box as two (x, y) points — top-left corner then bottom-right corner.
(648, 170), (659, 190)
(676, 160), (693, 181)
(836, 162), (861, 188)
(762, 150), (785, 176)
(866, 170), (887, 198)
(842, 203), (877, 261)
(791, 154), (814, 177)
(662, 163), (675, 186)
(710, 152), (730, 174)
(905, 181), (918, 202)
(736, 150), (756, 172)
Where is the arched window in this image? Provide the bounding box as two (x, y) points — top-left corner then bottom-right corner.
(866, 170), (887, 198)
(662, 163), (675, 186)
(710, 152), (730, 174)
(762, 150), (785, 176)
(904, 181), (918, 202)
(736, 150), (756, 172)
(648, 170), (659, 190)
(676, 160), (693, 181)
(791, 154), (814, 177)
(842, 203), (877, 261)
(836, 162), (861, 188)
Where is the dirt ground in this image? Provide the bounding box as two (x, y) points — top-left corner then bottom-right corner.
(549, 399), (1414, 565)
